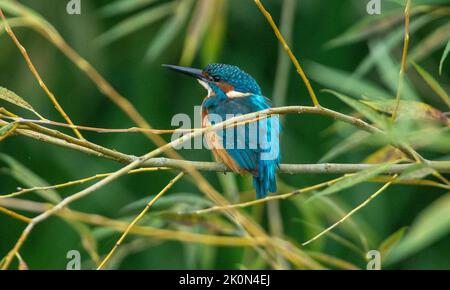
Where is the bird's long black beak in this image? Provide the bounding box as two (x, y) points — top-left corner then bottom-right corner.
(162, 64), (206, 81)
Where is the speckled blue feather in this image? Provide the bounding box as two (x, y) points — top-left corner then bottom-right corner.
(202, 64), (281, 198)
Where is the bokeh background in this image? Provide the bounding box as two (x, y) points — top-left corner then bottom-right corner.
(0, 0), (449, 269)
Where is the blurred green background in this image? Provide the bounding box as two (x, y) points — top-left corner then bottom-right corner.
(0, 0), (449, 269)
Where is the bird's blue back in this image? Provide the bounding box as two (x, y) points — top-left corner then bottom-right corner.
(204, 92), (281, 198)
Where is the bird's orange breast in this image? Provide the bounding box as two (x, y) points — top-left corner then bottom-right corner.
(202, 107), (244, 174)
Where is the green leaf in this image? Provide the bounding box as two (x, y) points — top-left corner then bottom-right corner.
(354, 14), (437, 78)
(439, 39), (450, 76)
(362, 99), (450, 126)
(96, 2), (176, 46)
(144, 0), (194, 62)
(0, 123), (16, 137)
(397, 163), (434, 181)
(412, 62), (450, 109)
(121, 192), (213, 213)
(99, 0), (158, 17)
(0, 86), (43, 118)
(325, 8), (407, 49)
(0, 153), (61, 203)
(306, 62), (391, 100)
(0, 0), (58, 34)
(323, 89), (387, 128)
(385, 193), (450, 264)
(319, 131), (371, 163)
(65, 220), (99, 264)
(409, 22), (450, 63)
(379, 227), (407, 258)
(371, 42), (419, 101)
(310, 162), (397, 200)
(179, 0), (216, 66)
(200, 0), (227, 65)
(306, 195), (374, 251)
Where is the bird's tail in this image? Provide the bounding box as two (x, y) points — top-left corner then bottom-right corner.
(253, 159), (278, 199)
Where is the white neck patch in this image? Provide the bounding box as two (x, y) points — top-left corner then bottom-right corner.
(226, 91), (252, 98)
(197, 80), (251, 99)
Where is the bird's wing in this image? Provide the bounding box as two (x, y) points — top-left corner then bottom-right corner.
(207, 94), (279, 175)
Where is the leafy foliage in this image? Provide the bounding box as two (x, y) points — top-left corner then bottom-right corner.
(0, 0), (449, 270)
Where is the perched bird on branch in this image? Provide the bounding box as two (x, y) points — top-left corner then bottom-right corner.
(163, 63), (281, 198)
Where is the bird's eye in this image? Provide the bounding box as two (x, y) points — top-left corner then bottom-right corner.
(211, 75), (220, 82)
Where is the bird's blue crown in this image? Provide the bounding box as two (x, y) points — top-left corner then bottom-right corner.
(204, 64), (262, 95)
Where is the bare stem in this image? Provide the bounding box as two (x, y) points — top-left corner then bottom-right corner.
(97, 172), (185, 270)
(392, 0), (411, 121)
(0, 9), (84, 140)
(301, 176), (397, 246)
(254, 0), (320, 106)
(0, 206), (32, 223)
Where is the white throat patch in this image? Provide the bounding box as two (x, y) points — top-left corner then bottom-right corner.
(226, 91), (252, 98)
(197, 80), (251, 98)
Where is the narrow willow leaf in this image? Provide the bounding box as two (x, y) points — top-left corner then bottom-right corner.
(145, 0), (194, 62)
(413, 62), (450, 109)
(201, 0), (227, 65)
(306, 251), (360, 270)
(96, 2), (176, 46)
(379, 227), (407, 258)
(354, 14), (437, 78)
(310, 162), (396, 200)
(362, 100), (450, 126)
(323, 89), (387, 128)
(364, 146), (407, 163)
(163, 212), (238, 235)
(319, 131), (371, 163)
(65, 220), (99, 264)
(121, 192), (213, 213)
(0, 123), (16, 137)
(0, 0), (57, 34)
(325, 8), (407, 49)
(370, 41), (419, 101)
(99, 0), (158, 17)
(0, 87), (44, 119)
(0, 153), (61, 203)
(385, 193), (450, 264)
(179, 0), (215, 66)
(396, 163), (434, 181)
(307, 62), (390, 100)
(180, 0), (218, 66)
(409, 22), (450, 63)
(308, 195), (374, 251)
(439, 39), (450, 76)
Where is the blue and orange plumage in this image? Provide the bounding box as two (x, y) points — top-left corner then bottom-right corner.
(163, 63), (281, 198)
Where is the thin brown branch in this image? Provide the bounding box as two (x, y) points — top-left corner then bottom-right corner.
(0, 206), (32, 223)
(254, 0), (319, 106)
(0, 9), (84, 139)
(301, 176), (397, 246)
(2, 109), (326, 269)
(0, 198), (264, 247)
(97, 172), (185, 270)
(0, 167), (169, 199)
(392, 0), (411, 121)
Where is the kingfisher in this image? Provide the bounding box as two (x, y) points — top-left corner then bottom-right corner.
(163, 63), (280, 198)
